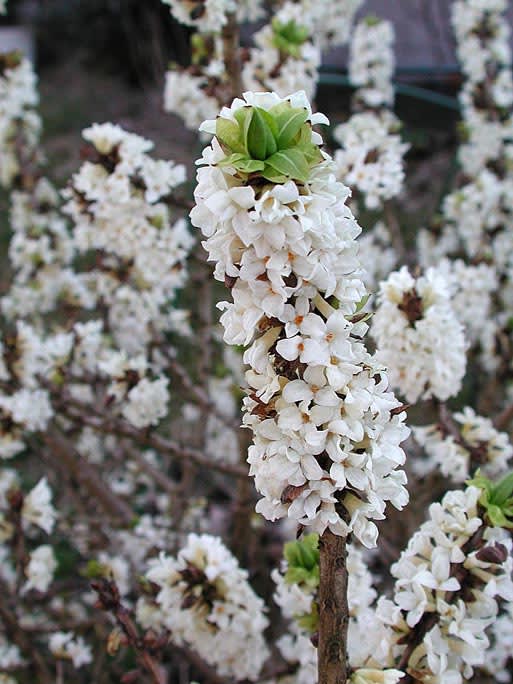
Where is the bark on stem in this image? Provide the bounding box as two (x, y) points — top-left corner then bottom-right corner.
(318, 530), (349, 684)
(222, 12), (243, 101)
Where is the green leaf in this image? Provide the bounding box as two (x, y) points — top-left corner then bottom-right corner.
(261, 168), (289, 184)
(265, 148), (310, 182)
(302, 142), (324, 166)
(216, 118), (246, 154)
(276, 109), (309, 148)
(467, 470), (493, 498)
(246, 107), (278, 161)
(492, 472), (513, 505)
(284, 566), (311, 585)
(217, 152), (249, 168)
(257, 106), (279, 141)
(234, 107), (254, 152)
(487, 504), (512, 528)
(233, 158), (266, 173)
(283, 534), (319, 585)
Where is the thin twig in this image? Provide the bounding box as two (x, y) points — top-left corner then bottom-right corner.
(57, 398), (247, 478)
(0, 576), (53, 682)
(42, 426), (134, 524)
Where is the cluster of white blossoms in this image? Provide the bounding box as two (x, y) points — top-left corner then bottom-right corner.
(0, 321), (60, 455)
(432, 259), (497, 345)
(426, 0), (513, 270)
(0, 470), (57, 588)
(413, 406), (513, 483)
(63, 122), (193, 355)
(48, 631), (92, 669)
(0, 1), (7, 14)
(334, 15), (407, 215)
(349, 17), (395, 110)
(1, 177), (78, 320)
(242, 3), (321, 100)
(161, 0), (264, 33)
(371, 267), (467, 404)
(0, 51), (41, 188)
(452, 0), (513, 170)
(376, 486), (513, 683)
(191, 90), (409, 547)
(441, 167), (507, 260)
(334, 111), (408, 210)
(138, 533), (269, 681)
(291, 0), (363, 49)
(164, 68), (221, 132)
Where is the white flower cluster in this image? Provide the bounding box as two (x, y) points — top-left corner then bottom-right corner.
(430, 0), (513, 269)
(161, 0), (264, 32)
(413, 406), (513, 483)
(371, 267), (467, 404)
(2, 177), (78, 320)
(97, 350), (171, 429)
(0, 1), (7, 14)
(63, 122), (193, 355)
(48, 631), (92, 669)
(432, 259), (497, 345)
(0, 51), (41, 188)
(164, 69), (221, 133)
(377, 486), (513, 683)
(191, 90), (409, 547)
(138, 533), (269, 681)
(0, 319), (83, 458)
(293, 0), (364, 49)
(441, 168), (506, 259)
(334, 111), (408, 210)
(242, 3), (321, 100)
(452, 0), (513, 173)
(349, 18), (395, 109)
(336, 16), (407, 212)
(161, 0), (236, 33)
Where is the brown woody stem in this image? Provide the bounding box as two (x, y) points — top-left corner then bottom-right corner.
(221, 12), (243, 101)
(318, 530), (349, 684)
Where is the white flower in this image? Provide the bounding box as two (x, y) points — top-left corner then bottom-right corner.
(23, 545), (57, 593)
(22, 477), (57, 534)
(49, 632), (92, 668)
(122, 377), (170, 429)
